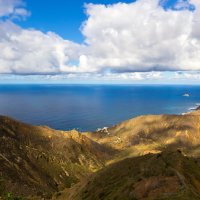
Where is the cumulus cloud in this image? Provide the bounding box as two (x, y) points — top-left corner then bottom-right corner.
(0, 0), (200, 77)
(0, 21), (84, 74)
(81, 0), (200, 72)
(0, 0), (87, 75)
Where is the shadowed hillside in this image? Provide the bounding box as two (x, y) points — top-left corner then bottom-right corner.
(58, 150), (200, 200)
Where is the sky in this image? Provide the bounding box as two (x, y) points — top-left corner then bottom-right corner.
(17, 0), (135, 42)
(0, 0), (200, 84)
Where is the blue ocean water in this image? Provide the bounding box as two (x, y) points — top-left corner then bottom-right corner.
(0, 84), (199, 131)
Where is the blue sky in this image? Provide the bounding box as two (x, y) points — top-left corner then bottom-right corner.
(0, 0), (200, 84)
(161, 0), (195, 10)
(16, 0), (193, 43)
(17, 0), (135, 43)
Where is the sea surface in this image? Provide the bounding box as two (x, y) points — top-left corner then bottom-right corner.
(0, 84), (200, 131)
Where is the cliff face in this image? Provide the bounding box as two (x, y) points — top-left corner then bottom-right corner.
(1, 111), (200, 199)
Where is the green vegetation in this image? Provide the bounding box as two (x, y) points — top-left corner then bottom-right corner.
(1, 178), (26, 200)
(2, 193), (26, 200)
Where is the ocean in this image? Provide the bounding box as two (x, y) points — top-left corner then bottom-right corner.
(0, 84), (199, 131)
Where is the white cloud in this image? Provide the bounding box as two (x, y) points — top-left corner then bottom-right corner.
(0, 20), (85, 74)
(82, 0), (200, 72)
(174, 71), (200, 80)
(36, 71), (162, 82)
(0, 0), (29, 19)
(0, 0), (200, 78)
(0, 0), (89, 75)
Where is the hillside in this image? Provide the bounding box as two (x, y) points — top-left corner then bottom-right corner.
(84, 112), (200, 160)
(1, 111), (200, 199)
(59, 150), (200, 200)
(0, 116), (114, 199)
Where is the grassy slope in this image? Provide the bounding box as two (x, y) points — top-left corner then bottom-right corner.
(84, 113), (200, 159)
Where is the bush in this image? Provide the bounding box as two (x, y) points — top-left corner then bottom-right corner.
(3, 193), (26, 200)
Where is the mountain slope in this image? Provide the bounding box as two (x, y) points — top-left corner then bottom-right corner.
(2, 111), (200, 199)
(84, 112), (200, 159)
(56, 150), (200, 200)
(0, 116), (114, 199)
